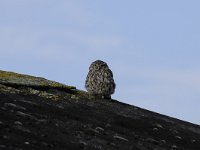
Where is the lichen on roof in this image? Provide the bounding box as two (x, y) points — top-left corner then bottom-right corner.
(0, 70), (76, 91)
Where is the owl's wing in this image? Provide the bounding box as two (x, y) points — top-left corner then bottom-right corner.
(107, 68), (113, 77)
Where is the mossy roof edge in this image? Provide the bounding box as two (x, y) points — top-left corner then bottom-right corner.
(0, 70), (76, 90)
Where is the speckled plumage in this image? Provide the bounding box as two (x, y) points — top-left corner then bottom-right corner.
(85, 60), (116, 99)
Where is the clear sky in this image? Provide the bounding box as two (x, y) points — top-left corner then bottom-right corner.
(0, 0), (200, 125)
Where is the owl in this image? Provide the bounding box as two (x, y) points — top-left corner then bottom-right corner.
(85, 60), (116, 99)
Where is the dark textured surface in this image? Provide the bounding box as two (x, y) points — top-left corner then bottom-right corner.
(0, 77), (200, 150)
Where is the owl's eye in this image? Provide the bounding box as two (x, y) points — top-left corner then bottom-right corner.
(96, 66), (100, 70)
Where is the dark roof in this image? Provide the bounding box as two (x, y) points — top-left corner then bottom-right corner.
(0, 70), (200, 150)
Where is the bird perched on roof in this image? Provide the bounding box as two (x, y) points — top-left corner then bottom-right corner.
(85, 60), (116, 99)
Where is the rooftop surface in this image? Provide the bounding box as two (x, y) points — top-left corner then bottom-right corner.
(0, 70), (200, 150)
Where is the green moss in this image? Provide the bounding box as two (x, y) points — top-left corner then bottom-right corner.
(74, 90), (90, 99)
(0, 70), (33, 79)
(50, 82), (75, 90)
(0, 70), (76, 91)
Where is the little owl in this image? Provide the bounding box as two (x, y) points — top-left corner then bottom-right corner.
(85, 60), (116, 99)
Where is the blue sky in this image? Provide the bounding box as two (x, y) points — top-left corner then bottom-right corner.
(0, 0), (200, 125)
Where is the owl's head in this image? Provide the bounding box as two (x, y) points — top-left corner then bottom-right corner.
(89, 60), (108, 71)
